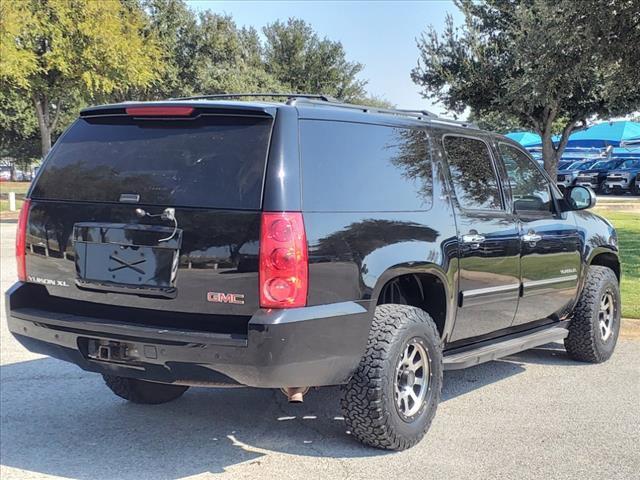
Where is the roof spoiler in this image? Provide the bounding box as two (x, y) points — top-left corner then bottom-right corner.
(80, 101), (276, 119)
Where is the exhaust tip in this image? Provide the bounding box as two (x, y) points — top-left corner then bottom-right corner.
(281, 387), (309, 403)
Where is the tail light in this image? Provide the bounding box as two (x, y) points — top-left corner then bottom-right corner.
(259, 212), (308, 308)
(16, 199), (31, 282)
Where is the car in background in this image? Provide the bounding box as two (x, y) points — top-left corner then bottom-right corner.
(557, 160), (574, 171)
(605, 159), (640, 195)
(574, 158), (626, 194)
(13, 170), (34, 182)
(0, 168), (11, 182)
(556, 160), (596, 191)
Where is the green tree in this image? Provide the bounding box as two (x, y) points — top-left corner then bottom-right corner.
(411, 0), (640, 176)
(0, 89), (72, 178)
(0, 0), (164, 157)
(467, 110), (523, 135)
(263, 18), (367, 101)
(0, 90), (39, 162)
(468, 109), (573, 137)
(356, 94), (395, 109)
(140, 0), (199, 98)
(143, 7), (384, 104)
(142, 1), (283, 98)
(2, 0), (393, 165)
(192, 12), (284, 94)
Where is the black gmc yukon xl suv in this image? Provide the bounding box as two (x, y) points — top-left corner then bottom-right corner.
(7, 95), (622, 450)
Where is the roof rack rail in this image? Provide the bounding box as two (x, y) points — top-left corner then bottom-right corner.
(168, 93), (340, 102)
(291, 98), (479, 129)
(395, 108), (439, 118)
(166, 93), (478, 128)
(430, 117), (478, 128)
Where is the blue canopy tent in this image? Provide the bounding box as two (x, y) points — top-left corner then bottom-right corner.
(612, 146), (640, 159)
(564, 121), (640, 148)
(505, 131), (542, 147)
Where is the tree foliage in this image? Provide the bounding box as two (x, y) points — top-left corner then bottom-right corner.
(263, 18), (367, 101)
(2, 0), (386, 164)
(0, 90), (39, 159)
(412, 0), (640, 176)
(1, 0), (164, 157)
(467, 110), (524, 135)
(141, 11), (374, 103)
(140, 1), (285, 99)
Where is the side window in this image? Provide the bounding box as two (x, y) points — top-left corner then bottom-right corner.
(499, 143), (554, 214)
(300, 121), (432, 212)
(442, 136), (502, 210)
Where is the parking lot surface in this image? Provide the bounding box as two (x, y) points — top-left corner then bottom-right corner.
(1, 221), (639, 480)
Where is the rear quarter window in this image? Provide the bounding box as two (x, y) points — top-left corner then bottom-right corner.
(300, 120), (432, 212)
(32, 115), (273, 209)
(442, 135), (503, 211)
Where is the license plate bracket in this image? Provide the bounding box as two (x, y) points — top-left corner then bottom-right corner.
(73, 223), (182, 293)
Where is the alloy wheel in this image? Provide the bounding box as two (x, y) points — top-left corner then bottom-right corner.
(598, 291), (615, 341)
(394, 338), (430, 420)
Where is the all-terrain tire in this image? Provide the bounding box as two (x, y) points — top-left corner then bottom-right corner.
(103, 375), (189, 404)
(564, 266), (620, 363)
(341, 304), (443, 450)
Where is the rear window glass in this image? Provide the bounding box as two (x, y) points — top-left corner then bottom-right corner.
(32, 115), (273, 209)
(300, 120), (432, 212)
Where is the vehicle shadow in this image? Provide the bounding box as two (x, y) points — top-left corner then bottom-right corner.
(0, 344), (566, 479)
(502, 341), (593, 367)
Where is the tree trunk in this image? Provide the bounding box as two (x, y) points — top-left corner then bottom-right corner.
(38, 123), (52, 156)
(540, 128), (560, 178)
(33, 94), (52, 158)
(538, 118), (579, 179)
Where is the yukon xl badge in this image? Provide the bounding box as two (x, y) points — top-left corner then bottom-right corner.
(28, 276), (70, 287)
(207, 292), (245, 305)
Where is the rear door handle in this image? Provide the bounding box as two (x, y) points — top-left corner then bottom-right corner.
(462, 233), (486, 244)
(522, 231), (542, 244)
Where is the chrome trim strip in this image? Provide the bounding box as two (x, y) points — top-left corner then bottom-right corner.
(523, 275), (578, 289)
(462, 283), (521, 298)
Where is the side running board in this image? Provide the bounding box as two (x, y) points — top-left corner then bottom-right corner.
(443, 325), (569, 370)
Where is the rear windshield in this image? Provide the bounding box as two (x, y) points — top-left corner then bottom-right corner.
(32, 115), (273, 209)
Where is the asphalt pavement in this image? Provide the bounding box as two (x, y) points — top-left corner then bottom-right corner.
(1, 220), (639, 480)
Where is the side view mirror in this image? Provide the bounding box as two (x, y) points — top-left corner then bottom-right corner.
(564, 185), (596, 211)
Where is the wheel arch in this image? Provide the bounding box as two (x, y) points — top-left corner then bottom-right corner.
(373, 266), (454, 340)
(588, 248), (620, 282)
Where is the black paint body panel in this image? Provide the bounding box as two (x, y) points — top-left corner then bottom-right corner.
(25, 200), (262, 316)
(6, 283), (370, 388)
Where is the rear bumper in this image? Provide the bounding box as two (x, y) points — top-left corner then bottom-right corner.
(6, 282), (371, 388)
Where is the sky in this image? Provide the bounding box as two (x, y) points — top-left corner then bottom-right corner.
(185, 0), (464, 115)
